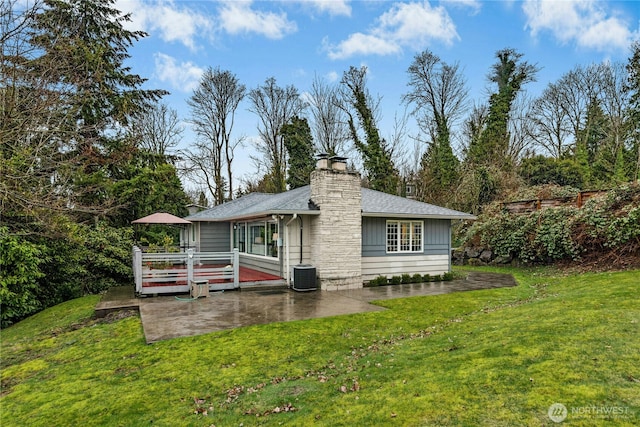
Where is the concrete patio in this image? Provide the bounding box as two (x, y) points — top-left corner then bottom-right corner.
(128, 272), (517, 343)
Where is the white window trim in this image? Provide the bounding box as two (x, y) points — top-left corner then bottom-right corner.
(233, 219), (279, 259)
(386, 220), (424, 254)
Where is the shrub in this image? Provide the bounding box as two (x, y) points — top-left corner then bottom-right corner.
(0, 229), (44, 328)
(411, 273), (423, 283)
(368, 276), (388, 286)
(389, 276), (402, 285)
(431, 275), (442, 282)
(443, 272), (454, 281)
(422, 274), (431, 282)
(462, 183), (640, 265)
(401, 274), (412, 284)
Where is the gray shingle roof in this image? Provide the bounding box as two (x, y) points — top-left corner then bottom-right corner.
(186, 185), (475, 221)
(361, 188), (475, 219)
(185, 186), (317, 221)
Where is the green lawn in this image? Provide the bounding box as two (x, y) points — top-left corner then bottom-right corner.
(1, 267), (638, 426)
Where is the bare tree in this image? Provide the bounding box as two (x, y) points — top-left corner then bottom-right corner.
(507, 91), (537, 162)
(129, 102), (183, 163)
(247, 77), (306, 193)
(307, 75), (350, 156)
(461, 102), (489, 157)
(599, 61), (630, 162)
(529, 82), (573, 158)
(185, 67), (246, 204)
(555, 64), (602, 147)
(403, 50), (469, 144)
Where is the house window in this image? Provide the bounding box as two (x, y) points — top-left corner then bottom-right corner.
(248, 222), (266, 256)
(234, 220), (278, 258)
(386, 220), (423, 253)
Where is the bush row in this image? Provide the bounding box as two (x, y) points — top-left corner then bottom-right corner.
(367, 272), (455, 286)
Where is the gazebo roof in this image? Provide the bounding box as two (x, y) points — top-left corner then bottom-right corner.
(131, 212), (192, 225)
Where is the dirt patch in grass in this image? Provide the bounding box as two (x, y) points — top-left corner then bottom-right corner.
(48, 309), (138, 338)
(556, 251), (640, 274)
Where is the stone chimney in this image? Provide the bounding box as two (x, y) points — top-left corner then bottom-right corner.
(309, 154), (362, 290)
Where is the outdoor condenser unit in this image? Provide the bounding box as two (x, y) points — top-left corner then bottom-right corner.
(292, 264), (317, 291)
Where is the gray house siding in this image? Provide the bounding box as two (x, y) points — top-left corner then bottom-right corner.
(361, 217), (451, 281)
(199, 222), (231, 252)
(361, 217), (450, 257)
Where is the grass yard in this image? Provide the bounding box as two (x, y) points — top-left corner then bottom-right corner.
(1, 267), (638, 426)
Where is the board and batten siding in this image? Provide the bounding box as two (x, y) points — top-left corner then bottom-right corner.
(199, 222), (232, 252)
(361, 217), (451, 280)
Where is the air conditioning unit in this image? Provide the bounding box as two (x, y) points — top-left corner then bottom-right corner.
(292, 264), (317, 291)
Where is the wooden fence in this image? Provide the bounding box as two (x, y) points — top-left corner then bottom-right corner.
(132, 247), (239, 295)
(501, 190), (607, 214)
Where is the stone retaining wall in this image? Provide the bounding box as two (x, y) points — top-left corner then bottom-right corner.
(452, 247), (513, 266)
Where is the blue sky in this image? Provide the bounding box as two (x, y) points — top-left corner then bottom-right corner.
(114, 0), (639, 186)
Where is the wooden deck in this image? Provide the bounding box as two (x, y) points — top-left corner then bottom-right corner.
(133, 248), (284, 296)
(142, 264), (282, 287)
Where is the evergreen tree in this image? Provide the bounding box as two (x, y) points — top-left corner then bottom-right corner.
(577, 98), (610, 186)
(2, 0), (166, 231)
(282, 117), (316, 189)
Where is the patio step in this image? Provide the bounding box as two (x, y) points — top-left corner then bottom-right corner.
(239, 280), (288, 292)
(95, 286), (140, 318)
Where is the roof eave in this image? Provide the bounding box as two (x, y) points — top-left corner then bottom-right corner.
(362, 212), (477, 220)
(188, 210), (320, 222)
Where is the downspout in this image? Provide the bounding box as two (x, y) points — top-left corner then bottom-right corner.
(285, 214), (298, 287)
(298, 216), (303, 264)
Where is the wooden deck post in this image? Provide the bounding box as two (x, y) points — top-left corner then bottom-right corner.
(187, 248), (195, 285)
(233, 248), (239, 288)
(132, 246), (142, 294)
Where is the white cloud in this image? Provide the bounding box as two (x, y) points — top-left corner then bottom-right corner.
(441, 0), (482, 15)
(523, 0), (639, 52)
(325, 71), (339, 82)
(154, 53), (204, 92)
(326, 33), (402, 60)
(218, 1), (297, 39)
(117, 0), (211, 50)
(325, 1), (459, 60)
(298, 0), (352, 17)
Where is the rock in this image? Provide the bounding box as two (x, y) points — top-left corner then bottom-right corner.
(467, 258), (485, 266)
(493, 254), (512, 265)
(465, 247), (482, 259)
(479, 249), (493, 263)
(452, 249), (465, 265)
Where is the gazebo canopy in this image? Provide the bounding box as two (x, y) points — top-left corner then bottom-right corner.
(131, 212), (191, 225)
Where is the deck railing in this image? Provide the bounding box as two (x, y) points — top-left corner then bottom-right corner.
(132, 247), (240, 295)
